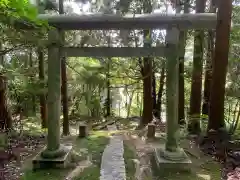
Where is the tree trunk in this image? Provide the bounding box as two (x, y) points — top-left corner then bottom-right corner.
(0, 75), (12, 130)
(106, 58), (111, 117)
(139, 90), (143, 117)
(178, 57), (185, 124)
(155, 64), (165, 119)
(208, 0), (232, 131)
(29, 49), (36, 115)
(142, 55), (153, 126)
(0, 42), (3, 65)
(127, 90), (135, 118)
(38, 48), (47, 128)
(202, 0), (217, 115)
(59, 0), (70, 135)
(141, 0), (153, 127)
(188, 0), (206, 134)
(61, 55), (69, 135)
(152, 73), (157, 113)
(177, 0), (190, 125)
(22, 54), (29, 117)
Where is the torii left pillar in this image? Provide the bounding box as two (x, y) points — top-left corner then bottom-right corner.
(32, 29), (72, 170)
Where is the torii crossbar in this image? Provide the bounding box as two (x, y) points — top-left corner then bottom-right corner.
(35, 13), (217, 30)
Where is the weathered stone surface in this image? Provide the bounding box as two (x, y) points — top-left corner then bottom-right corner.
(32, 145), (72, 170)
(100, 125), (126, 180)
(78, 123), (88, 138)
(151, 147), (191, 177)
(147, 123), (156, 139)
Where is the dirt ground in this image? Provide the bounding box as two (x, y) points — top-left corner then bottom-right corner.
(123, 129), (221, 180)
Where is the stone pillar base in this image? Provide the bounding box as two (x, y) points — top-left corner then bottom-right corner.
(151, 147), (192, 177)
(32, 144), (72, 170)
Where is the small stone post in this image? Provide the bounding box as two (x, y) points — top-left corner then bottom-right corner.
(79, 123), (88, 138)
(147, 123), (156, 138)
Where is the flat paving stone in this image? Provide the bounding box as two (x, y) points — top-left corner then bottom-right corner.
(100, 125), (126, 180)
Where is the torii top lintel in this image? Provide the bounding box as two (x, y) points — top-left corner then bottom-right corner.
(35, 13), (217, 30)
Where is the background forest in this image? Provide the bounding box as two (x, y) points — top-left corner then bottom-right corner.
(1, 0), (239, 135)
(0, 0), (239, 180)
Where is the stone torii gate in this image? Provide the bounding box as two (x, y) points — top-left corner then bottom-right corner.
(30, 13), (217, 169)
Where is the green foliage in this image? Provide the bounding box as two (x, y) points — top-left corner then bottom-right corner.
(0, 133), (8, 149)
(123, 142), (136, 180)
(73, 131), (109, 180)
(1, 0), (37, 18)
(0, 0), (48, 27)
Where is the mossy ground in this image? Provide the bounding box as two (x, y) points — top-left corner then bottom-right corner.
(19, 117), (221, 180)
(123, 142), (136, 180)
(21, 130), (109, 180)
(73, 131), (109, 180)
(157, 160), (221, 180)
(152, 142), (221, 180)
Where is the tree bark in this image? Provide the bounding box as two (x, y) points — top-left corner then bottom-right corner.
(38, 49), (47, 128)
(142, 55), (153, 126)
(208, 0), (232, 131)
(29, 49), (36, 115)
(37, 0), (47, 128)
(141, 0), (153, 127)
(155, 64), (165, 119)
(177, 0), (190, 125)
(127, 89), (135, 118)
(0, 75), (12, 130)
(202, 0), (217, 115)
(178, 57), (185, 124)
(152, 73), (157, 113)
(0, 42), (3, 65)
(61, 55), (69, 135)
(188, 0), (206, 134)
(59, 0), (70, 135)
(106, 58), (111, 117)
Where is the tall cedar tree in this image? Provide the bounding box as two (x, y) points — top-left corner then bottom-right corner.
(141, 0), (153, 127)
(208, 0), (232, 131)
(59, 0), (70, 135)
(202, 0), (217, 115)
(188, 0), (206, 134)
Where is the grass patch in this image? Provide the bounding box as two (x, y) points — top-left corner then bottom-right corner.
(124, 142), (136, 180)
(118, 118), (138, 130)
(154, 157), (221, 180)
(21, 130), (109, 180)
(73, 131), (109, 180)
(21, 168), (70, 180)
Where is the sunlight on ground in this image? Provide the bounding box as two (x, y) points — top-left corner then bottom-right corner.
(22, 117), (46, 135)
(197, 173), (211, 180)
(72, 131), (110, 180)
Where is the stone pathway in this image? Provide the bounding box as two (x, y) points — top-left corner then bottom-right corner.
(100, 125), (126, 180)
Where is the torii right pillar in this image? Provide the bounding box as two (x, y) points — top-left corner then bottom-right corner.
(152, 27), (191, 176)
